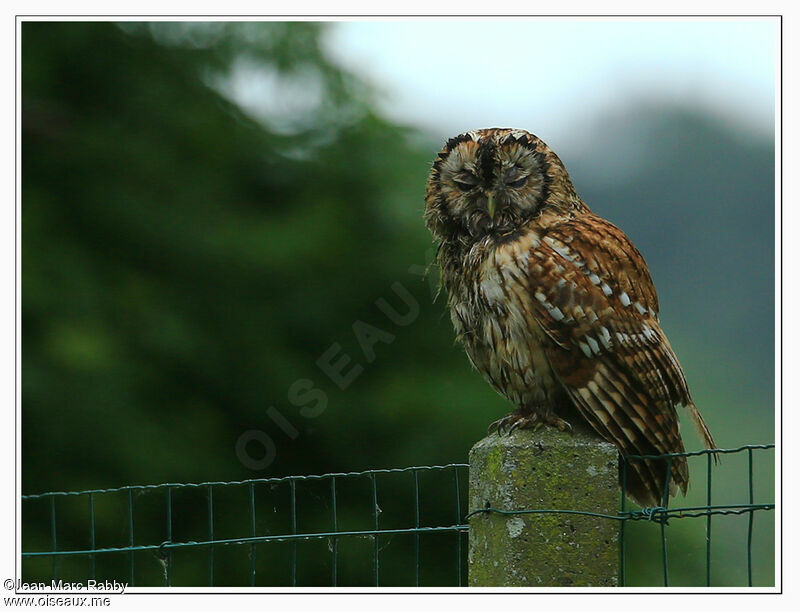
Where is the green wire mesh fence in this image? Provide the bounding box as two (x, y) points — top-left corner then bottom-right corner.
(22, 464), (470, 587)
(21, 445), (774, 587)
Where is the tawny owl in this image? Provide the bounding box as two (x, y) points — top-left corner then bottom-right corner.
(424, 128), (716, 507)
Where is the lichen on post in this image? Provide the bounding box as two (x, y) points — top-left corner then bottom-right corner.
(468, 426), (620, 587)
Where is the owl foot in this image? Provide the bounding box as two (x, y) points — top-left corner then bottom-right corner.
(541, 414), (573, 434)
(488, 412), (573, 436)
(488, 413), (524, 435)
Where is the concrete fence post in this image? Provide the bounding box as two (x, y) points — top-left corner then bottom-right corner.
(468, 427), (620, 587)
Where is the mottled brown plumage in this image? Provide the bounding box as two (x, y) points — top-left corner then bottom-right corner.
(424, 128), (716, 507)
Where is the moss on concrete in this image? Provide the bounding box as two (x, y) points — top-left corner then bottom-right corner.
(468, 427), (620, 586)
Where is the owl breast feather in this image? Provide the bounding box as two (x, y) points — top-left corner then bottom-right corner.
(446, 231), (561, 408)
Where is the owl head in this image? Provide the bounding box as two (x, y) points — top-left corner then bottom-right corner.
(424, 128), (584, 245)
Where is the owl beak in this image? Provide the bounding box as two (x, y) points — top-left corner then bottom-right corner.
(487, 193), (497, 220)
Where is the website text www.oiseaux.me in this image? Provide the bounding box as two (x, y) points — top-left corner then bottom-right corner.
(3, 580), (124, 607)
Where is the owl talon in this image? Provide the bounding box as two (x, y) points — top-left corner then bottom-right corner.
(544, 415), (573, 433)
(509, 419), (540, 435)
(487, 417), (504, 435)
(488, 413), (532, 436)
(497, 413), (542, 435)
(489, 412), (572, 436)
(515, 415), (544, 433)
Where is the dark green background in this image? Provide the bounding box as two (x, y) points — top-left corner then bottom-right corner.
(21, 22), (775, 586)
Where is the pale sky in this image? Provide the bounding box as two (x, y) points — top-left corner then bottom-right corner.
(221, 18), (776, 154)
(322, 19), (776, 149)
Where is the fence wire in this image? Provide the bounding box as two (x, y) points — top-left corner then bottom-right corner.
(21, 445), (774, 587)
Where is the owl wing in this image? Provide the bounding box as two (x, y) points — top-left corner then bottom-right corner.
(527, 214), (715, 507)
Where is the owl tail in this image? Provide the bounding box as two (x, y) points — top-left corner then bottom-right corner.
(685, 401), (718, 462)
(621, 453), (688, 509)
(623, 404), (716, 507)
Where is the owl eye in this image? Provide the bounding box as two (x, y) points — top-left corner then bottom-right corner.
(453, 173), (478, 191)
(506, 175), (528, 188)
